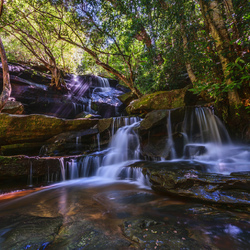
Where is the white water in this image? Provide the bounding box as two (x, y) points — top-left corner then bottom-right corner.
(63, 118), (149, 186)
(97, 76), (110, 87)
(62, 107), (249, 184)
(180, 107), (249, 174)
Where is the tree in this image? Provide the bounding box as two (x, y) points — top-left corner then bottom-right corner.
(199, 0), (240, 108)
(1, 0), (77, 89)
(0, 0), (11, 112)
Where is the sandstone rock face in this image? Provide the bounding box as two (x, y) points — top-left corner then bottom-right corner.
(126, 88), (197, 115)
(0, 113), (98, 146)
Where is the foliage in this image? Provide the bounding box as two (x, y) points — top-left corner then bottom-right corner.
(0, 0), (249, 100)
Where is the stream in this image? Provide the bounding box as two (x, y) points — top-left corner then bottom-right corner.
(0, 96), (249, 248)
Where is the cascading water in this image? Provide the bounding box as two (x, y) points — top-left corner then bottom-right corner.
(162, 110), (177, 160)
(57, 107), (249, 184)
(64, 118), (149, 186)
(180, 107), (249, 174)
(97, 76), (110, 87)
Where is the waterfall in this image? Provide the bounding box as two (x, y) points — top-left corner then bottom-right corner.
(96, 133), (101, 151)
(97, 76), (110, 87)
(59, 158), (66, 181)
(111, 117), (141, 136)
(179, 107), (249, 174)
(59, 119), (148, 186)
(67, 159), (79, 179)
(183, 107), (231, 144)
(162, 110), (177, 160)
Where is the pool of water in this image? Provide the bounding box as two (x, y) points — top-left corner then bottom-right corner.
(0, 177), (249, 249)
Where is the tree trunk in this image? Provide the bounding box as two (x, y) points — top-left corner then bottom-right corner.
(199, 0), (240, 107)
(0, 36), (11, 112)
(180, 22), (197, 84)
(50, 66), (66, 89)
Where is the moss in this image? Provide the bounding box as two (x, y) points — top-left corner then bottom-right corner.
(0, 114), (99, 146)
(126, 89), (189, 115)
(98, 118), (112, 133)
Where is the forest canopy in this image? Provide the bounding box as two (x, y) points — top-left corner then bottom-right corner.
(0, 0), (249, 103)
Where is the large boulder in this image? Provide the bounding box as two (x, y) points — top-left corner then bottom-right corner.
(126, 88), (198, 115)
(0, 113), (98, 152)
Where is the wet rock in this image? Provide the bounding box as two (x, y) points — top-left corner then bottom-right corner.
(183, 144), (207, 159)
(0, 155), (88, 193)
(43, 129), (100, 156)
(138, 108), (185, 159)
(98, 118), (113, 134)
(1, 63), (126, 119)
(91, 87), (125, 118)
(126, 87), (198, 115)
(131, 161), (250, 206)
(123, 218), (205, 249)
(0, 215), (63, 250)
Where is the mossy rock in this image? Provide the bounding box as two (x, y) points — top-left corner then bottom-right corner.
(118, 92), (138, 106)
(126, 88), (197, 115)
(0, 113), (98, 146)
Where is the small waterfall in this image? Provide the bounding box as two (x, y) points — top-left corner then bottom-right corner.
(102, 121), (141, 166)
(97, 76), (110, 87)
(96, 121), (143, 181)
(162, 110), (177, 160)
(68, 159), (79, 179)
(76, 136), (81, 145)
(111, 117), (141, 136)
(87, 99), (92, 113)
(59, 158), (66, 181)
(60, 119), (148, 186)
(97, 133), (101, 151)
(78, 155), (103, 177)
(183, 107), (231, 144)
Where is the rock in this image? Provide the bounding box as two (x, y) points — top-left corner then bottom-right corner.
(0, 113), (98, 147)
(1, 63), (126, 119)
(118, 92), (138, 106)
(139, 108), (185, 159)
(126, 88), (198, 115)
(75, 112), (101, 119)
(91, 87), (125, 117)
(2, 100), (24, 114)
(130, 161), (250, 206)
(43, 129), (99, 156)
(123, 218), (205, 249)
(0, 155), (87, 193)
(98, 118), (113, 134)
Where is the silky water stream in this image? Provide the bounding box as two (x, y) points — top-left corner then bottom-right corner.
(0, 110), (249, 249)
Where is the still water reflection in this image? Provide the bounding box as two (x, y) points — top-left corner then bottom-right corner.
(0, 178), (249, 249)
